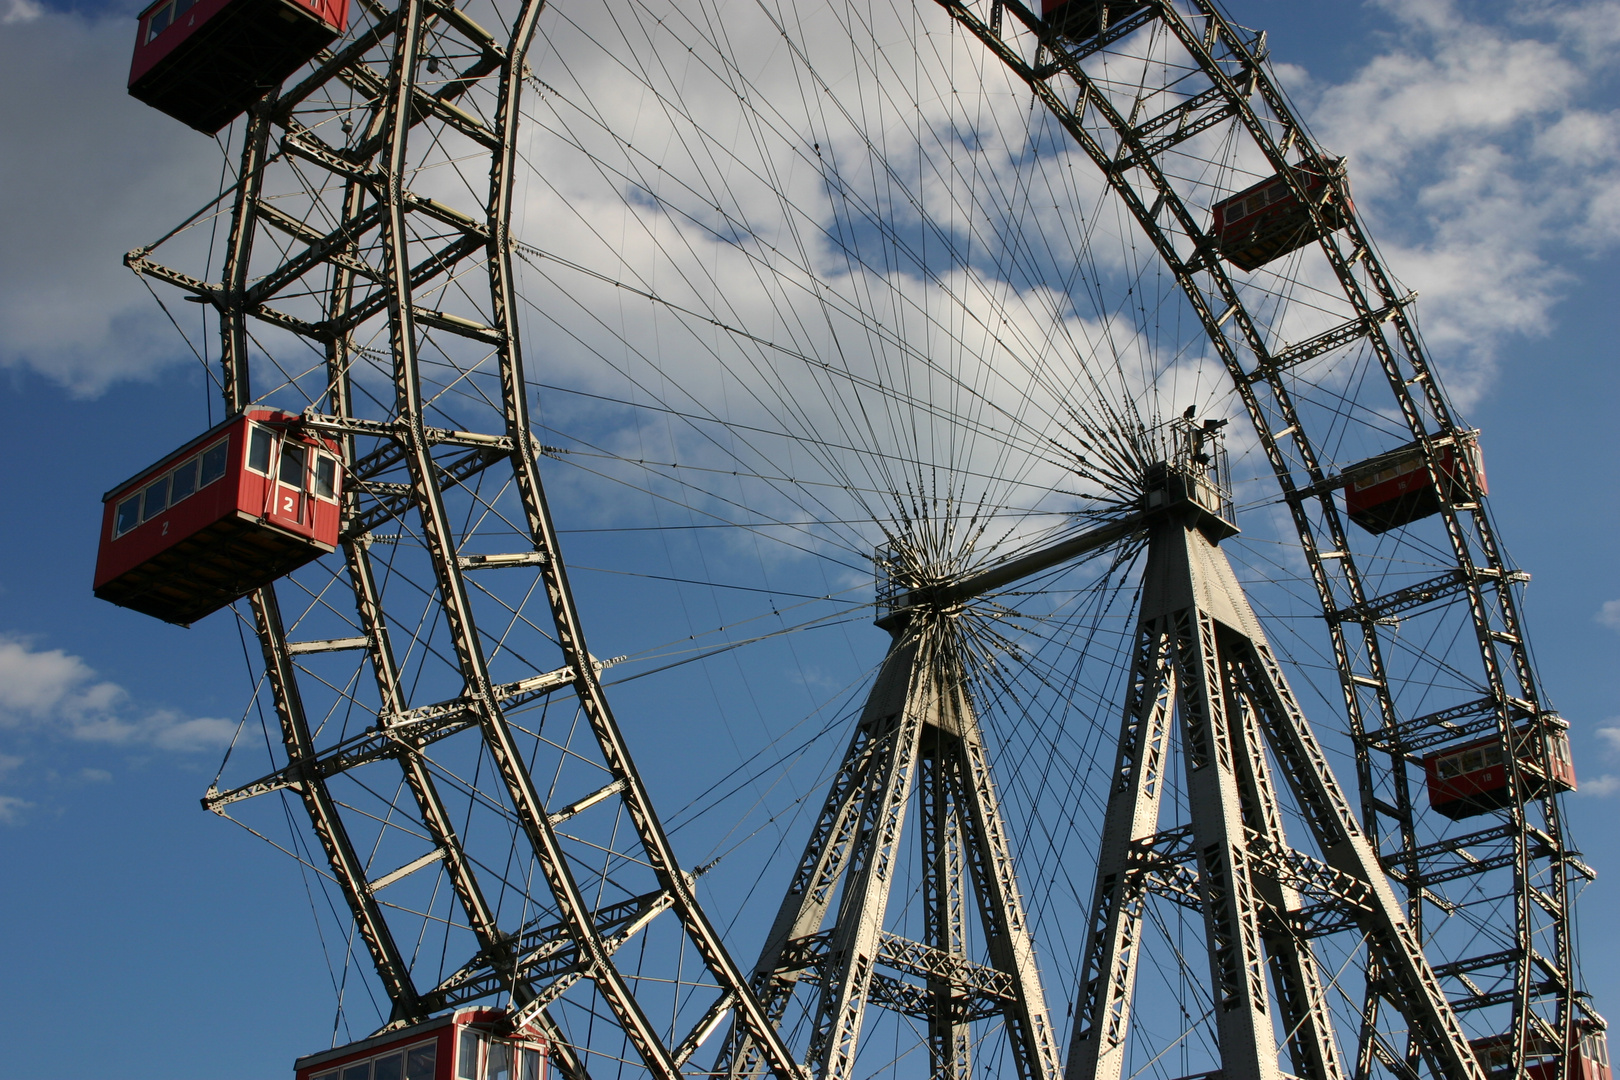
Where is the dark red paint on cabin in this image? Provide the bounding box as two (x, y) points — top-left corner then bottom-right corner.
(1471, 1028), (1612, 1080)
(1210, 162), (1352, 271)
(93, 410), (342, 626)
(1424, 726), (1576, 821)
(294, 1008), (547, 1080)
(1343, 435), (1486, 535)
(128, 0), (349, 133)
(1039, 0), (1149, 42)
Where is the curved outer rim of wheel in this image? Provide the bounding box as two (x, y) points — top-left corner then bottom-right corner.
(188, 1), (806, 1076)
(128, 0), (1592, 1076)
(922, 0), (1585, 1073)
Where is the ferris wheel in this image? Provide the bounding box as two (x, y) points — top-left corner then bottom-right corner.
(102, 0), (1606, 1078)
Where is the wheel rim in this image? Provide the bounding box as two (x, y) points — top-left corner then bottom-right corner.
(131, 0), (1593, 1075)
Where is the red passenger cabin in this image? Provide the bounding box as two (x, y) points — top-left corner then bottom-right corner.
(128, 0), (349, 132)
(1040, 0), (1149, 42)
(294, 1009), (547, 1080)
(1424, 726), (1576, 821)
(1343, 433), (1486, 535)
(94, 410), (342, 626)
(1470, 1026), (1612, 1080)
(1210, 161), (1352, 271)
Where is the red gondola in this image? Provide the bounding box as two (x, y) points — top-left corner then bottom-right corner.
(128, 0), (349, 133)
(294, 1008), (548, 1080)
(1210, 160), (1352, 271)
(93, 410), (343, 626)
(1343, 433), (1486, 535)
(1039, 0), (1148, 43)
(1424, 725), (1576, 821)
(1470, 1027), (1612, 1080)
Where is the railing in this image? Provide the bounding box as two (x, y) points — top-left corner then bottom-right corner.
(1167, 416), (1236, 523)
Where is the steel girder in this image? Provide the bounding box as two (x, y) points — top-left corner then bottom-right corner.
(1069, 504), (1479, 1080)
(926, 0), (1593, 1074)
(726, 614), (1063, 1080)
(127, 0), (801, 1075)
(121, 0), (1599, 1075)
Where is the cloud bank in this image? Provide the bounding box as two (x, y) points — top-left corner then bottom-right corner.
(0, 636), (234, 751)
(0, 636), (235, 823)
(1304, 0), (1620, 405)
(2, 0), (1616, 412)
(0, 7), (225, 395)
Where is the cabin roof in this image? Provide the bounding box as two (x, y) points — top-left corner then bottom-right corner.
(292, 1013), (457, 1071)
(100, 408), (294, 502)
(293, 1009), (520, 1071)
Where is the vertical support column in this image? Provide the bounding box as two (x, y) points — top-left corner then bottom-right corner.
(947, 688), (1063, 1080)
(806, 632), (932, 1080)
(1070, 509), (1350, 1080)
(1067, 620), (1176, 1080)
(1230, 639), (1482, 1080)
(724, 640), (912, 1080)
(736, 614), (1059, 1080)
(919, 740), (971, 1080)
(1223, 660), (1345, 1080)
(1171, 603), (1279, 1080)
(1165, 507), (1479, 1080)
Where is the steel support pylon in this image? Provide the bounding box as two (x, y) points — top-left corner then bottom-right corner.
(1067, 476), (1482, 1080)
(725, 606), (1063, 1080)
(927, 2), (1602, 1071)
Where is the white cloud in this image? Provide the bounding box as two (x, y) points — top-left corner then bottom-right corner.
(0, 638), (124, 719)
(70, 709), (236, 752)
(1534, 109), (1620, 165)
(1596, 725), (1620, 754)
(1597, 599), (1620, 629)
(1540, 0), (1620, 64)
(0, 637), (228, 821)
(1579, 774), (1620, 797)
(0, 794), (31, 824)
(1305, 0), (1620, 405)
(2, 0), (42, 24)
(0, 0), (1610, 422)
(0, 637), (232, 751)
(0, 9), (225, 395)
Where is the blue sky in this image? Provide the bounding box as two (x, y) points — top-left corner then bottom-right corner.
(1, 0), (1618, 1077)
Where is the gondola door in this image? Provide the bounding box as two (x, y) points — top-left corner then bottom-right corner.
(270, 438), (312, 532)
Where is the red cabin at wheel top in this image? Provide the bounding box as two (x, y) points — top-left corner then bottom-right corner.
(128, 0), (349, 133)
(294, 1008), (547, 1080)
(1424, 725), (1576, 821)
(93, 410), (342, 626)
(1210, 160), (1352, 271)
(1343, 433), (1486, 535)
(1470, 1027), (1612, 1080)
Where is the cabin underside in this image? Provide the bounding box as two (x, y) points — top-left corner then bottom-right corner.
(129, 0), (340, 133)
(1216, 201), (1350, 271)
(94, 510), (333, 625)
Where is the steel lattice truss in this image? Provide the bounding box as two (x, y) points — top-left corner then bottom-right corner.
(128, 0), (799, 1075)
(725, 594), (1064, 1080)
(123, 0), (1602, 1077)
(924, 0), (1594, 1073)
(1064, 468), (1476, 1080)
